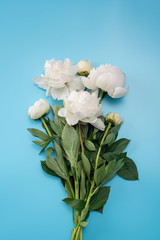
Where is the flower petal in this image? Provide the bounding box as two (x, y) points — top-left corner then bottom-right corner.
(81, 76), (98, 91)
(108, 86), (129, 98)
(68, 76), (85, 92)
(51, 86), (69, 100)
(33, 77), (48, 90)
(58, 108), (67, 118)
(90, 118), (105, 131)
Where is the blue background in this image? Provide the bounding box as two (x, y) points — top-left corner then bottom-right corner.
(0, 0), (160, 239)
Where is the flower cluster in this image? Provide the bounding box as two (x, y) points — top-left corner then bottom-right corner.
(30, 58), (128, 128)
(28, 58), (138, 240)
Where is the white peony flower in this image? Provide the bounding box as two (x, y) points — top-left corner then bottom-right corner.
(106, 112), (122, 125)
(82, 64), (128, 98)
(77, 60), (92, 75)
(28, 99), (50, 120)
(33, 58), (85, 100)
(58, 90), (105, 131)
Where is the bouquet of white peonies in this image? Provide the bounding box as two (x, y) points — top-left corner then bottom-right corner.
(28, 59), (138, 240)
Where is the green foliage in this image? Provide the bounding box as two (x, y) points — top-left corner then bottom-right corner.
(118, 157), (139, 180)
(80, 221), (88, 228)
(62, 124), (80, 166)
(28, 128), (53, 152)
(28, 111), (139, 233)
(41, 161), (58, 177)
(81, 153), (91, 179)
(103, 132), (115, 145)
(80, 206), (89, 222)
(80, 170), (86, 200)
(89, 187), (110, 211)
(63, 198), (86, 211)
(84, 139), (96, 151)
(107, 138), (130, 154)
(46, 148), (67, 180)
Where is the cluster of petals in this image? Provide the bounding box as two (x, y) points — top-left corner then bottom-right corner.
(33, 58), (84, 100)
(58, 90), (105, 130)
(81, 64), (128, 98)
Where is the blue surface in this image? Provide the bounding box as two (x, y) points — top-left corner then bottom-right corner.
(0, 0), (160, 239)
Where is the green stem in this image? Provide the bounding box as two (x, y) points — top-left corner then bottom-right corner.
(78, 122), (84, 154)
(94, 122), (112, 172)
(75, 227), (81, 240)
(67, 179), (75, 198)
(73, 122), (112, 239)
(40, 117), (52, 137)
(79, 227), (82, 240)
(75, 180), (79, 227)
(99, 89), (104, 104)
(40, 117), (54, 145)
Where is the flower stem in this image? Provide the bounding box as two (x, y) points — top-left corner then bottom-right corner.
(94, 122), (112, 171)
(40, 117), (52, 137)
(40, 117), (54, 145)
(99, 89), (104, 104)
(73, 122), (112, 239)
(78, 122), (84, 154)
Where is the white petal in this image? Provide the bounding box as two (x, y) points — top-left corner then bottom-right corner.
(90, 118), (105, 131)
(46, 87), (52, 96)
(68, 76), (85, 92)
(108, 86), (129, 98)
(66, 111), (79, 126)
(51, 86), (69, 100)
(46, 77), (66, 88)
(81, 76), (98, 91)
(58, 108), (67, 118)
(33, 77), (48, 90)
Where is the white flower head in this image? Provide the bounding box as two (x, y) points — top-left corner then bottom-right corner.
(33, 58), (85, 100)
(58, 90), (105, 131)
(82, 64), (129, 98)
(106, 112), (122, 125)
(77, 60), (92, 76)
(28, 99), (50, 120)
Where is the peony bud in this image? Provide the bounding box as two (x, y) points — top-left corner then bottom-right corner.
(77, 60), (92, 76)
(28, 99), (50, 120)
(106, 112), (122, 125)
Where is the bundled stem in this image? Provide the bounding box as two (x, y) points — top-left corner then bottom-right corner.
(72, 122), (112, 240)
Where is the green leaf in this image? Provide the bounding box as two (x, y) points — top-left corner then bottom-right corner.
(81, 124), (88, 138)
(28, 128), (52, 141)
(80, 221), (88, 228)
(80, 206), (89, 222)
(41, 161), (58, 177)
(81, 153), (91, 179)
(109, 124), (121, 135)
(62, 124), (80, 166)
(89, 186), (110, 211)
(103, 152), (127, 163)
(63, 198), (86, 210)
(53, 104), (61, 116)
(80, 170), (86, 200)
(94, 164), (106, 186)
(33, 139), (52, 151)
(95, 207), (104, 214)
(103, 159), (124, 184)
(77, 161), (83, 179)
(108, 138), (130, 154)
(118, 157), (139, 180)
(46, 148), (67, 179)
(84, 139), (96, 151)
(103, 132), (115, 145)
(64, 181), (73, 198)
(54, 142), (68, 176)
(52, 105), (66, 124)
